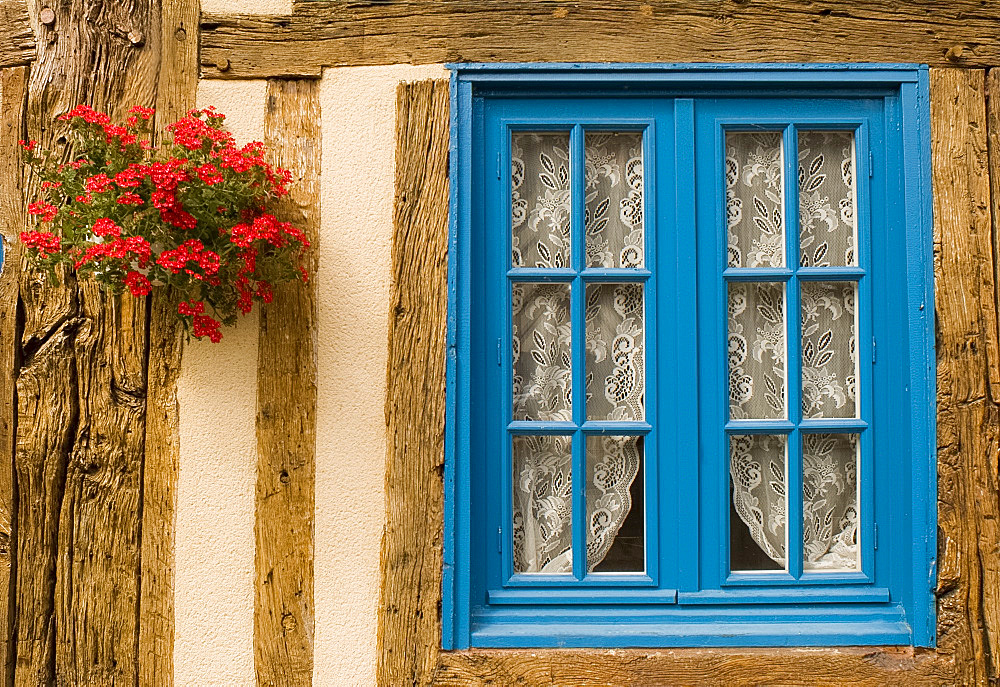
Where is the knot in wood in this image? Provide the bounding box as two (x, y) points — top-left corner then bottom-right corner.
(281, 612), (297, 633)
(945, 45), (965, 61)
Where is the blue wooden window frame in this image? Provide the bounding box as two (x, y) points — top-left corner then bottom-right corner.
(444, 63), (935, 650)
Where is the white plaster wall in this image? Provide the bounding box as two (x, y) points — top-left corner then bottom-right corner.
(314, 63), (449, 687)
(175, 65), (448, 685)
(174, 79), (267, 687)
(200, 0), (292, 16)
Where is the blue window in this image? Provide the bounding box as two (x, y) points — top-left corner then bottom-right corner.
(444, 64), (935, 649)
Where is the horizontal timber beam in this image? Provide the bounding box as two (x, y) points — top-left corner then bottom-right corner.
(202, 0), (1000, 80)
(0, 1), (33, 68)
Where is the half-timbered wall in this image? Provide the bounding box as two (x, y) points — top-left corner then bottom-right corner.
(0, 1), (998, 685)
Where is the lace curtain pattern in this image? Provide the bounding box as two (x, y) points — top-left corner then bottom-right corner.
(728, 282), (786, 420)
(511, 282), (646, 573)
(728, 131), (860, 572)
(585, 132), (644, 268)
(511, 131), (645, 573)
(798, 131), (857, 267)
(726, 132), (785, 268)
(730, 433), (859, 570)
(801, 282), (857, 418)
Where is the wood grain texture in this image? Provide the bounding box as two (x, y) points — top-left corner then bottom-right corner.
(0, 65), (26, 686)
(377, 79), (450, 687)
(202, 0), (1000, 80)
(0, 1), (35, 68)
(375, 70), (1000, 685)
(137, 1), (199, 682)
(255, 78), (320, 687)
(435, 647), (954, 685)
(15, 0), (159, 681)
(931, 67), (1000, 686)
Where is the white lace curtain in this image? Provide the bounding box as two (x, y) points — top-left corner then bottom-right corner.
(507, 129), (860, 574)
(727, 131), (860, 571)
(510, 132), (645, 573)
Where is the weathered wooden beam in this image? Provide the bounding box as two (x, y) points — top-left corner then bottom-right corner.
(0, 65), (26, 686)
(377, 78), (450, 687)
(0, 1), (35, 68)
(378, 69), (1000, 685)
(202, 1), (1000, 80)
(255, 78), (320, 686)
(136, 0), (200, 683)
(16, 0), (160, 681)
(931, 67), (1000, 684)
(434, 647), (954, 685)
(982, 67), (1000, 678)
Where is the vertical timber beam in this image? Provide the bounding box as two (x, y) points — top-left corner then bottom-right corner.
(137, 0), (200, 683)
(931, 67), (1000, 685)
(377, 79), (450, 687)
(255, 78), (320, 686)
(15, 0), (158, 682)
(0, 65), (26, 686)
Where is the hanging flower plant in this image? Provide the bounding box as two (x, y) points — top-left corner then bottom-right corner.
(19, 104), (309, 343)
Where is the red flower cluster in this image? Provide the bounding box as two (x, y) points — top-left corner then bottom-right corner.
(74, 234), (151, 270)
(167, 109), (233, 151)
(19, 104), (308, 343)
(124, 271), (151, 297)
(20, 231), (61, 257)
(28, 201), (58, 223)
(156, 239), (221, 280)
(230, 213), (309, 250)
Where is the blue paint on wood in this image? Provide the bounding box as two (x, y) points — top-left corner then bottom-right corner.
(445, 63), (935, 650)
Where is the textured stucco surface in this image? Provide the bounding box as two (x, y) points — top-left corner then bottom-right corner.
(174, 79), (267, 687)
(200, 0), (291, 16)
(314, 63), (449, 686)
(174, 65), (448, 685)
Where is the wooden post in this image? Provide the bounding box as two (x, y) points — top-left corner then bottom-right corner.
(931, 67), (1000, 684)
(9, 0), (191, 681)
(137, 0), (200, 683)
(0, 65), (26, 686)
(377, 79), (450, 687)
(254, 78), (320, 686)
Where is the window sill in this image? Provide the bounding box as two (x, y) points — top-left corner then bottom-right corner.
(470, 603), (914, 648)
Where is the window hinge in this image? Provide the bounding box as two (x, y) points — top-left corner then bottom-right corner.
(497, 527), (503, 553)
(874, 523), (879, 550)
(497, 152), (501, 180)
(868, 150), (874, 177)
(497, 338), (502, 366)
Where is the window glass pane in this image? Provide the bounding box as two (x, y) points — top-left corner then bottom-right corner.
(585, 131), (644, 268)
(725, 132), (785, 268)
(728, 282), (786, 419)
(512, 283), (572, 421)
(512, 435), (573, 574)
(803, 433), (859, 572)
(798, 131), (857, 267)
(801, 281), (857, 418)
(587, 436), (644, 573)
(511, 132), (571, 268)
(730, 434), (787, 571)
(585, 283), (645, 421)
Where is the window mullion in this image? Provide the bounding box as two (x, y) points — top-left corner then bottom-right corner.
(570, 124), (587, 581)
(784, 124), (805, 580)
